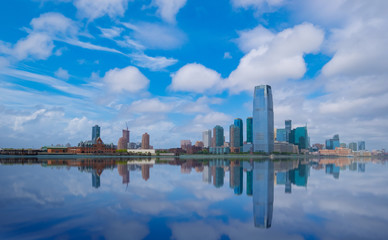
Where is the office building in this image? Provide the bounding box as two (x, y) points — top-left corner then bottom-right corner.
(212, 125), (224, 147)
(142, 133), (150, 149)
(285, 120), (292, 143)
(325, 134), (340, 150)
(253, 85), (274, 153)
(247, 117), (253, 143)
(290, 126), (309, 150)
(202, 130), (212, 148)
(234, 118), (243, 147)
(276, 128), (286, 142)
(92, 125), (100, 144)
(230, 124), (241, 153)
(358, 141), (366, 151)
(117, 128), (130, 150)
(349, 142), (357, 151)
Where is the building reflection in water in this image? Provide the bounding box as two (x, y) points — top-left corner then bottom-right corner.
(117, 164), (129, 185)
(92, 170), (100, 188)
(252, 160), (274, 228)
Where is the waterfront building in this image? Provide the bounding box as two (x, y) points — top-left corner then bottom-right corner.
(142, 133), (150, 149)
(234, 118), (243, 147)
(290, 126), (309, 150)
(117, 128), (130, 150)
(194, 141), (204, 148)
(253, 160), (274, 228)
(358, 141), (366, 151)
(247, 117), (253, 143)
(340, 143), (347, 148)
(285, 120), (292, 143)
(349, 142), (358, 151)
(72, 137), (116, 154)
(127, 149), (156, 155)
(274, 141), (299, 154)
(253, 85), (274, 153)
(230, 124), (241, 153)
(209, 146), (230, 154)
(180, 140), (192, 152)
(212, 125), (224, 147)
(276, 128), (286, 142)
(92, 125), (100, 144)
(325, 134), (340, 150)
(202, 130), (212, 148)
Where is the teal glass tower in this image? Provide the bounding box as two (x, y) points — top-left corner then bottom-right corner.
(253, 85), (274, 153)
(290, 126), (308, 150)
(92, 125), (100, 144)
(247, 117), (253, 143)
(234, 118), (243, 147)
(213, 125), (224, 147)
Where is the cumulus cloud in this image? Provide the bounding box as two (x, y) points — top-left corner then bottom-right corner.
(98, 26), (123, 39)
(226, 23), (324, 94)
(170, 63), (224, 93)
(13, 33), (54, 60)
(127, 98), (174, 113)
(54, 67), (70, 80)
(74, 0), (129, 20)
(129, 53), (178, 71)
(153, 0), (187, 23)
(102, 66), (149, 93)
(231, 0), (285, 11)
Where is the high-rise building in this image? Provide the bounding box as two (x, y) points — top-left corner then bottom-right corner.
(92, 125), (100, 144)
(253, 85), (274, 153)
(118, 128), (130, 150)
(349, 142), (358, 151)
(202, 130), (212, 148)
(290, 127), (309, 150)
(212, 125), (224, 147)
(285, 120), (292, 143)
(230, 124), (241, 153)
(358, 141), (366, 151)
(276, 128), (286, 142)
(247, 117), (253, 143)
(142, 133), (150, 149)
(252, 160), (274, 228)
(234, 118), (243, 147)
(325, 134), (340, 150)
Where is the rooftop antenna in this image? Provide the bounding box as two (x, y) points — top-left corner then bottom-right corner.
(126, 122), (128, 130)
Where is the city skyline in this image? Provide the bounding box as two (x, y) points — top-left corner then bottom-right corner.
(0, 1), (387, 150)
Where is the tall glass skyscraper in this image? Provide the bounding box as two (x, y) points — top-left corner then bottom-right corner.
(285, 120), (292, 142)
(290, 126), (309, 150)
(358, 141), (366, 151)
(92, 125), (100, 144)
(246, 117), (253, 143)
(253, 85), (274, 153)
(213, 125), (224, 147)
(234, 118), (243, 147)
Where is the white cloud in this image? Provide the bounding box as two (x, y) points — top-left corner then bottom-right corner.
(223, 52), (232, 59)
(54, 67), (70, 80)
(30, 12), (78, 37)
(127, 98), (174, 113)
(231, 0), (285, 10)
(235, 25), (275, 53)
(226, 23), (324, 94)
(102, 66), (149, 93)
(129, 53), (178, 71)
(121, 22), (186, 50)
(98, 26), (123, 39)
(170, 63), (223, 93)
(74, 0), (129, 20)
(193, 112), (231, 125)
(13, 33), (54, 60)
(64, 116), (92, 138)
(153, 0), (187, 23)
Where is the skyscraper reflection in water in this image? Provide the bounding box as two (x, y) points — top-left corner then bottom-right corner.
(92, 170), (100, 188)
(253, 160), (274, 228)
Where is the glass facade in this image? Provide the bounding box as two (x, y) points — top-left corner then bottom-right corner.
(290, 127), (309, 150)
(229, 124), (241, 152)
(246, 117), (253, 143)
(325, 134), (340, 150)
(253, 85), (274, 153)
(349, 142), (358, 151)
(276, 128), (286, 142)
(285, 120), (291, 143)
(234, 118), (243, 147)
(358, 141), (366, 151)
(92, 125), (100, 144)
(202, 130), (211, 148)
(213, 125), (224, 147)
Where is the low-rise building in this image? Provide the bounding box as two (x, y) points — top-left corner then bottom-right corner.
(127, 149), (156, 155)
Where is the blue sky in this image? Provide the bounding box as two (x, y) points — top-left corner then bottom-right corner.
(1, 0), (387, 150)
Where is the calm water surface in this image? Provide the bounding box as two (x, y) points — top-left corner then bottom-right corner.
(0, 157), (388, 240)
